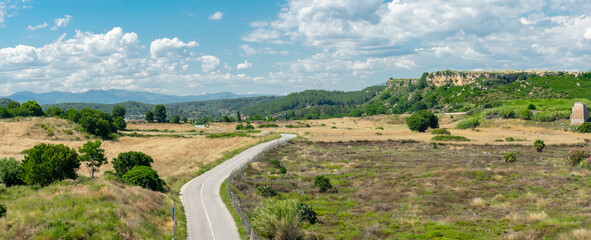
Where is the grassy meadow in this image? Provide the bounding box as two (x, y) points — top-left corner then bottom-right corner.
(232, 139), (591, 239)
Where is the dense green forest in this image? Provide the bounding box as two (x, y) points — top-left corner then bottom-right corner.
(40, 96), (278, 120)
(241, 86), (386, 120)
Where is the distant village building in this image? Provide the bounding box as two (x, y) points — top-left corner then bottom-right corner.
(571, 102), (590, 126)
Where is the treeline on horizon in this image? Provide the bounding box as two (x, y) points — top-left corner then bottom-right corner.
(2, 71), (591, 123)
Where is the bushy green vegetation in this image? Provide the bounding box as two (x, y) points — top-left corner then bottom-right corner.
(0, 100), (44, 118)
(567, 148), (589, 167)
(431, 128), (451, 135)
(122, 166), (165, 192)
(0, 203), (5, 218)
(0, 158), (23, 187)
(431, 135), (470, 141)
(578, 123), (591, 133)
(251, 199), (317, 239)
(111, 151), (154, 177)
(19, 144), (80, 187)
(313, 175), (332, 192)
(534, 140), (545, 152)
(504, 152), (516, 162)
(255, 185), (278, 197)
(456, 117), (480, 129)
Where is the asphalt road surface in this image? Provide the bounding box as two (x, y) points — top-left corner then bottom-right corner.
(180, 133), (296, 240)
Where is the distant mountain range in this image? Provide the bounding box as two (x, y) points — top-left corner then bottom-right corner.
(2, 89), (266, 105)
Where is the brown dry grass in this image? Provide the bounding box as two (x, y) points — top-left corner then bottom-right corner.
(206, 115), (590, 145)
(0, 118), (259, 178)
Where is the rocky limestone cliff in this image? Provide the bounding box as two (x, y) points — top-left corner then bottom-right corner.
(425, 70), (583, 87)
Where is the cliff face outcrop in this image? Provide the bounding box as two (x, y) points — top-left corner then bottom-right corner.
(424, 70), (583, 87)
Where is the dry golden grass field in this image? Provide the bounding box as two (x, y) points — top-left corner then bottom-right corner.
(208, 115), (590, 145)
(0, 118), (261, 178)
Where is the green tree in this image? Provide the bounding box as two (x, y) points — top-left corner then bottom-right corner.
(78, 108), (116, 138)
(112, 151), (154, 176)
(181, 117), (188, 123)
(417, 110), (439, 128)
(122, 166), (165, 192)
(65, 109), (81, 122)
(236, 111), (242, 122)
(78, 140), (107, 178)
(407, 114), (430, 132)
(0, 107), (13, 119)
(171, 114), (180, 124)
(18, 143), (80, 186)
(112, 105), (126, 119)
(145, 110), (154, 123)
(6, 101), (20, 109)
(113, 117), (127, 130)
(45, 106), (64, 117)
(19, 100), (44, 116)
(0, 157), (23, 187)
(154, 104), (167, 123)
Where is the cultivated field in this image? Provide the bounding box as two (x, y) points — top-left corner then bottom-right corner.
(233, 139), (591, 239)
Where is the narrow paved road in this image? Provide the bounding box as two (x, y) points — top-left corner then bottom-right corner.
(180, 133), (296, 240)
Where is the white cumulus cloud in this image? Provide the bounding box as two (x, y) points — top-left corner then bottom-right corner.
(150, 37), (199, 59)
(237, 60), (252, 70)
(198, 55), (220, 72)
(208, 11), (223, 20)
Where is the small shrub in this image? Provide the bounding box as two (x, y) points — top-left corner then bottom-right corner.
(519, 109), (532, 120)
(279, 167), (287, 174)
(505, 137), (515, 142)
(112, 151), (154, 176)
(235, 124), (244, 130)
(456, 117), (479, 129)
(431, 135), (470, 141)
(258, 124), (279, 128)
(527, 104), (536, 110)
(417, 110), (439, 129)
(534, 139), (545, 152)
(431, 128), (451, 135)
(251, 199), (305, 239)
(122, 166), (165, 192)
(270, 159), (281, 168)
(568, 148), (590, 166)
(331, 126), (337, 129)
(432, 142), (437, 149)
(499, 108), (516, 119)
(296, 202), (317, 224)
(244, 122), (255, 130)
(313, 175), (332, 192)
(578, 123), (591, 133)
(0, 203), (5, 218)
(504, 152), (516, 163)
(256, 185), (278, 197)
(0, 158), (23, 187)
(375, 126), (384, 130)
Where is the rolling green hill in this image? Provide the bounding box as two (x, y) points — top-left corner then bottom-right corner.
(241, 86), (386, 119)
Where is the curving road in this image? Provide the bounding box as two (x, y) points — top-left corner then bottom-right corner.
(180, 133), (296, 240)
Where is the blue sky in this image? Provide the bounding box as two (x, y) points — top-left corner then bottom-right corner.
(1, 0), (591, 96)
